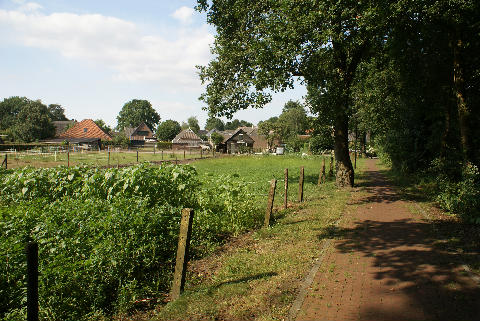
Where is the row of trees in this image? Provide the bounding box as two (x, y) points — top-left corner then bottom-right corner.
(196, 0), (480, 189)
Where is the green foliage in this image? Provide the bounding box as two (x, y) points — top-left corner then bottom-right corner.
(11, 100), (56, 142)
(47, 104), (68, 121)
(277, 101), (309, 137)
(210, 132), (224, 146)
(205, 117), (225, 131)
(285, 136), (303, 153)
(111, 132), (130, 148)
(94, 119), (113, 135)
(187, 117), (200, 134)
(156, 120), (181, 141)
(116, 99), (160, 132)
(309, 129), (334, 155)
(430, 159), (480, 223)
(0, 162), (264, 319)
(0, 97), (56, 142)
(224, 119), (252, 130)
(157, 141), (173, 150)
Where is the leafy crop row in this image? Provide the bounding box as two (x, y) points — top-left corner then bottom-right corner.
(0, 164), (262, 320)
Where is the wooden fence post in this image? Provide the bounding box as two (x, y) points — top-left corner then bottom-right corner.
(154, 144), (156, 155)
(108, 151), (110, 167)
(200, 149), (203, 159)
(298, 166), (304, 202)
(67, 149), (70, 167)
(171, 208), (194, 300)
(265, 179), (277, 227)
(284, 168), (288, 209)
(318, 158), (326, 185)
(329, 156), (334, 177)
(184, 150), (186, 159)
(26, 242), (39, 321)
(2, 154), (7, 169)
(161, 150), (164, 160)
(136, 149), (139, 163)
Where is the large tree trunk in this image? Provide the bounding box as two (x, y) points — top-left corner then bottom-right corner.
(334, 111), (354, 187)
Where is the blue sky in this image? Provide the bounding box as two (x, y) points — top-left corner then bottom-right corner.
(0, 0), (306, 128)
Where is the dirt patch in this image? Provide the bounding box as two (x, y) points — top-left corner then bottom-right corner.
(296, 159), (480, 321)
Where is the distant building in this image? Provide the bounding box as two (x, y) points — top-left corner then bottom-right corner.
(172, 128), (203, 149)
(214, 128), (255, 153)
(47, 119), (113, 147)
(124, 122), (156, 146)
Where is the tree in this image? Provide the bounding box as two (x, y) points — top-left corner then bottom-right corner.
(197, 1), (388, 187)
(258, 119), (280, 150)
(11, 100), (55, 142)
(94, 119), (112, 135)
(47, 104), (68, 121)
(156, 120), (181, 141)
(187, 116), (200, 134)
(0, 96), (25, 131)
(224, 119), (253, 130)
(116, 99), (160, 131)
(205, 116), (225, 131)
(277, 101), (309, 138)
(211, 132), (224, 148)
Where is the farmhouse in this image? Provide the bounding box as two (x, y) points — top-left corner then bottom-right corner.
(172, 128), (203, 149)
(56, 119), (112, 148)
(124, 122), (156, 146)
(215, 128), (255, 153)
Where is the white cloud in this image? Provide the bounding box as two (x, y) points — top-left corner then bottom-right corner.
(0, 8), (214, 89)
(171, 6), (195, 25)
(18, 2), (43, 12)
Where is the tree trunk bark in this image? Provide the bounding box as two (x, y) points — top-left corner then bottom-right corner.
(334, 111), (354, 187)
(453, 37), (471, 161)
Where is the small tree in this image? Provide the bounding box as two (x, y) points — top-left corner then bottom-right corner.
(210, 132), (224, 149)
(156, 120), (181, 141)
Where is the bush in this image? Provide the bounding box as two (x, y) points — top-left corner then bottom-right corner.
(156, 141), (172, 150)
(433, 160), (480, 223)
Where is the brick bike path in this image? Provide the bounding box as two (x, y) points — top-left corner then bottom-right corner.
(295, 159), (480, 321)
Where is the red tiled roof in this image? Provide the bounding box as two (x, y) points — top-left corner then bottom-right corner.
(59, 119), (112, 141)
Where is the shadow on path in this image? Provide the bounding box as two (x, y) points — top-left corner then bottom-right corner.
(314, 161), (480, 321)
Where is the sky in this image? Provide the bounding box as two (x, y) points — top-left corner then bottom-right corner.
(0, 0), (306, 128)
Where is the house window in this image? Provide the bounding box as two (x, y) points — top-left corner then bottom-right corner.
(238, 134), (243, 140)
(83, 128), (88, 133)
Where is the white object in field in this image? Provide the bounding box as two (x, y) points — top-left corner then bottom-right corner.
(276, 147), (284, 155)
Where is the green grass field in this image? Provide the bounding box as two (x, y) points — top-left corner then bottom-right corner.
(3, 148), (214, 168)
(193, 154), (333, 209)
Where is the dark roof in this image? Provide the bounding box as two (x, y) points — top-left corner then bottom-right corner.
(197, 129), (208, 137)
(59, 119), (112, 141)
(124, 127), (136, 137)
(53, 120), (76, 137)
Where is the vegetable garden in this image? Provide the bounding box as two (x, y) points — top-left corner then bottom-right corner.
(0, 155), (327, 320)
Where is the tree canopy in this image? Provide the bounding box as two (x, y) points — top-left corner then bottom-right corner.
(156, 120), (182, 141)
(197, 0), (390, 186)
(47, 104), (68, 121)
(205, 117), (225, 131)
(116, 99), (160, 131)
(0, 97), (56, 142)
